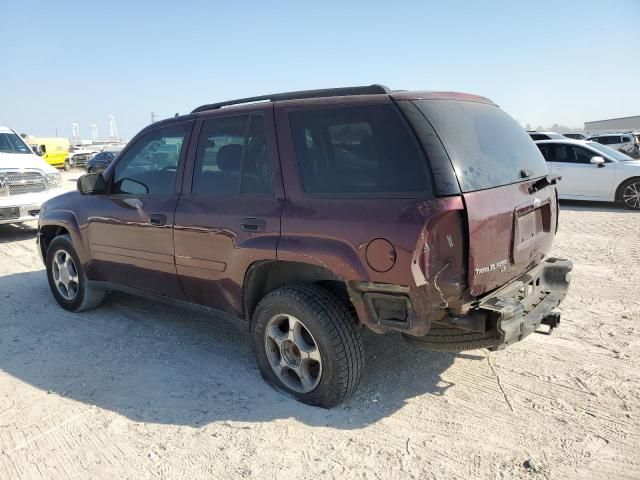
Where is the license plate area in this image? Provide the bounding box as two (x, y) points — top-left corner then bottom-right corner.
(0, 207), (20, 220)
(512, 200), (551, 263)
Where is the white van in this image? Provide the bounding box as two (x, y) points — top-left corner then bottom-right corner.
(0, 126), (65, 225)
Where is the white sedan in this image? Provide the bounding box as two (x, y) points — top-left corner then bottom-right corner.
(535, 139), (640, 210)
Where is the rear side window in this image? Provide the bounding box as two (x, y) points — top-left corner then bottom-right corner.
(412, 100), (548, 192)
(537, 143), (554, 161)
(192, 115), (272, 196)
(289, 104), (431, 196)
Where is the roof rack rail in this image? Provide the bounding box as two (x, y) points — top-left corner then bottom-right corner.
(191, 84), (391, 114)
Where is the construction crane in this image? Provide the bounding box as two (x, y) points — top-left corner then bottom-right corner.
(108, 114), (118, 141)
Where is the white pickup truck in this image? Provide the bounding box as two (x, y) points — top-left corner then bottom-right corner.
(0, 126), (65, 225)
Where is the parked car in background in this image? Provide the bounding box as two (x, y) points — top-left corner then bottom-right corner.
(29, 137), (70, 169)
(38, 85), (572, 407)
(586, 133), (639, 158)
(65, 145), (99, 171)
(535, 139), (640, 209)
(527, 131), (565, 141)
(0, 126), (65, 224)
(85, 147), (122, 173)
(563, 133), (586, 140)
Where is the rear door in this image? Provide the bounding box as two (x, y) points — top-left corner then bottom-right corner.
(173, 104), (282, 318)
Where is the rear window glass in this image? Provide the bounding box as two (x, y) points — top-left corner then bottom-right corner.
(412, 100), (548, 192)
(289, 104), (431, 196)
(529, 133), (549, 141)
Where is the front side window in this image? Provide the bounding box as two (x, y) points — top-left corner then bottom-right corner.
(289, 104), (431, 196)
(573, 146), (596, 164)
(112, 124), (189, 195)
(554, 145), (595, 164)
(191, 115), (272, 196)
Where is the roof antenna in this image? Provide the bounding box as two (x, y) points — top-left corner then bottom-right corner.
(174, 113), (179, 117)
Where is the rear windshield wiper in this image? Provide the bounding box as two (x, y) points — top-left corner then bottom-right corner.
(528, 174), (562, 194)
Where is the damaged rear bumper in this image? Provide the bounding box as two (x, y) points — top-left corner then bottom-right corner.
(476, 257), (572, 350)
(350, 257), (572, 351)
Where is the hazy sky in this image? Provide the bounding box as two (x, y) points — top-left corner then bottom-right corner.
(1, 0), (639, 139)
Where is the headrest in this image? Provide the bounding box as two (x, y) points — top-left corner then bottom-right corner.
(217, 144), (242, 172)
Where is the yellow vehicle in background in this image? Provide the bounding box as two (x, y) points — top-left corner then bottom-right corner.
(28, 138), (69, 169)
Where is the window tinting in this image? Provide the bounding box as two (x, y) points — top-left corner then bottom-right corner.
(289, 104), (431, 196)
(529, 134), (549, 141)
(600, 136), (621, 145)
(574, 146), (595, 163)
(554, 145), (595, 164)
(413, 100), (548, 192)
(537, 143), (554, 162)
(192, 115), (272, 196)
(0, 132), (30, 154)
(112, 124), (188, 195)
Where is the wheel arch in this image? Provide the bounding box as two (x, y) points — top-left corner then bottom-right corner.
(615, 176), (640, 202)
(38, 212), (87, 264)
(242, 260), (353, 323)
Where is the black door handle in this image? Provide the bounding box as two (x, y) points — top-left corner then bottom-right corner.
(149, 213), (167, 226)
(241, 217), (266, 232)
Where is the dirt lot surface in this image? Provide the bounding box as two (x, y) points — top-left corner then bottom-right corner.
(0, 171), (639, 479)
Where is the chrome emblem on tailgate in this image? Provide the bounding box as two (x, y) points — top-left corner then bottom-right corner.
(475, 259), (508, 276)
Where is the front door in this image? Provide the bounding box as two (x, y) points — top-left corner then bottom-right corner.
(174, 105), (282, 317)
(85, 121), (193, 298)
(549, 144), (615, 199)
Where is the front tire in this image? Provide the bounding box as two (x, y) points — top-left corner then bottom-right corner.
(63, 160), (71, 171)
(251, 284), (364, 408)
(46, 234), (105, 311)
(619, 178), (640, 210)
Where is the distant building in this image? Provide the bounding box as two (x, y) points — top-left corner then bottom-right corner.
(584, 115), (640, 133)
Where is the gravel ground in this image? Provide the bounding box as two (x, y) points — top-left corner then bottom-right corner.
(0, 170), (639, 479)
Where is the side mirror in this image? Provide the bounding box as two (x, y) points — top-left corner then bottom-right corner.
(590, 156), (605, 168)
(77, 173), (106, 195)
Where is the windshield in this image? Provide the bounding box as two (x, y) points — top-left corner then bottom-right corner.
(586, 141), (634, 161)
(412, 100), (548, 192)
(0, 132), (31, 154)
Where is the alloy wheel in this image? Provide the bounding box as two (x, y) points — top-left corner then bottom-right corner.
(51, 249), (80, 300)
(622, 181), (640, 209)
(264, 314), (322, 393)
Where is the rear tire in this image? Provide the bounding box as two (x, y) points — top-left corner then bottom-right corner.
(619, 178), (640, 210)
(251, 284), (364, 408)
(63, 160), (71, 171)
(46, 234), (105, 312)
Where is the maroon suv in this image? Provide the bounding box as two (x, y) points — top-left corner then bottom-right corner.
(37, 85), (572, 407)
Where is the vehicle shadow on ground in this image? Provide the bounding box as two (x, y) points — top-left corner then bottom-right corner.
(0, 271), (467, 429)
(0, 223), (38, 244)
(559, 200), (636, 213)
